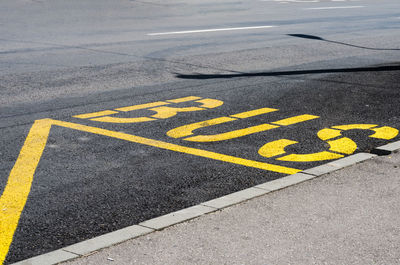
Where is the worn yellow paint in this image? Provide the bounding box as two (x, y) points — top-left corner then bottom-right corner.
(167, 96), (202, 103)
(328, 138), (357, 154)
(278, 151), (344, 162)
(272, 114), (319, 126)
(115, 101), (169, 112)
(185, 124), (279, 142)
(317, 128), (342, 140)
(0, 119), (52, 264)
(73, 110), (119, 119)
(167, 117), (236, 138)
(370, 126), (399, 140)
(91, 116), (156, 123)
(258, 139), (298, 158)
(230, 108), (278, 119)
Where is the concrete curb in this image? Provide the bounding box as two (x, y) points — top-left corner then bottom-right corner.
(10, 140), (400, 265)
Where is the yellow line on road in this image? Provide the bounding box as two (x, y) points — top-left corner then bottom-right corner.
(73, 110), (119, 119)
(0, 119), (300, 264)
(50, 119), (300, 175)
(0, 119), (52, 264)
(272, 114), (319, 126)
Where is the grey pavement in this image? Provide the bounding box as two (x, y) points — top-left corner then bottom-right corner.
(61, 151), (400, 265)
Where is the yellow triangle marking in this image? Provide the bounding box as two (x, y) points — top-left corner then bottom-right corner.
(0, 119), (300, 264)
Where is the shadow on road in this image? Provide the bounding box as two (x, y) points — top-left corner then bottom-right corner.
(175, 64), (400, 80)
(176, 34), (400, 80)
(287, 34), (400, 51)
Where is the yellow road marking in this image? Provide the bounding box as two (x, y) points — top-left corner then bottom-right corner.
(0, 118), (301, 263)
(149, 106), (206, 119)
(230, 108), (278, 119)
(317, 128), (342, 140)
(278, 151), (344, 162)
(370, 126), (399, 140)
(91, 116), (156, 123)
(48, 119), (299, 174)
(257, 138), (347, 161)
(167, 117), (236, 138)
(195, 98), (224, 109)
(272, 114), (319, 126)
(258, 123), (399, 163)
(185, 124), (279, 142)
(328, 138), (357, 154)
(258, 139), (298, 158)
(75, 97), (224, 124)
(73, 110), (119, 119)
(0, 119), (52, 264)
(168, 109), (320, 143)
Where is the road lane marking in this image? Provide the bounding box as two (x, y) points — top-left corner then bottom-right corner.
(304, 6), (364, 9)
(91, 116), (156, 123)
(49, 119), (300, 174)
(279, 151), (344, 162)
(230, 108), (278, 119)
(73, 110), (119, 119)
(147, 26), (276, 36)
(0, 119), (53, 264)
(271, 114), (319, 126)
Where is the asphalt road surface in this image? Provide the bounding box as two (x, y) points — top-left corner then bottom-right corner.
(1, 0), (400, 263)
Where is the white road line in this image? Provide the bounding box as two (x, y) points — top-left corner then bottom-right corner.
(304, 5), (364, 10)
(147, 25), (276, 36)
